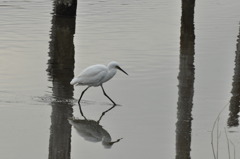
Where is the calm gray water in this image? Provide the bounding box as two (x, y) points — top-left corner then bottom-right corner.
(1, 0), (240, 159)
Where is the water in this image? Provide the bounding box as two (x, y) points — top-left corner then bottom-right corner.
(0, 0), (240, 158)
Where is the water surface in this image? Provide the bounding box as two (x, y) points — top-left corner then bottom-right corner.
(0, 0), (240, 159)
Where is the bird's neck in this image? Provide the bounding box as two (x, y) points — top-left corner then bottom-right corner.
(103, 69), (117, 83)
(108, 69), (117, 79)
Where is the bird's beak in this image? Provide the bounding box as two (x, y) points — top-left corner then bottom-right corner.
(116, 66), (128, 75)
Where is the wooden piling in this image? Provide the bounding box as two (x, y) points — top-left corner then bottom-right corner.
(176, 1), (195, 159)
(54, 0), (77, 16)
(47, 2), (77, 158)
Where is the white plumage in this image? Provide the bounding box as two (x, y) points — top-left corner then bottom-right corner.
(70, 61), (128, 105)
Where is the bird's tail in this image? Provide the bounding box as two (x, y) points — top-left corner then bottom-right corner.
(70, 78), (79, 85)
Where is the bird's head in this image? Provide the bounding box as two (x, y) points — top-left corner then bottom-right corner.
(108, 61), (128, 75)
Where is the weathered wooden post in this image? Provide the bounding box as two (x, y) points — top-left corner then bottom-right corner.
(54, 0), (77, 16)
(228, 26), (240, 127)
(176, 0), (195, 159)
(47, 1), (77, 159)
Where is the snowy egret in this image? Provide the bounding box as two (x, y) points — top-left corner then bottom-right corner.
(70, 61), (128, 105)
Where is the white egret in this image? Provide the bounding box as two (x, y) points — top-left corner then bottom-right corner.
(70, 61), (128, 105)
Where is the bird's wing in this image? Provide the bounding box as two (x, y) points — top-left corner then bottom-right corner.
(76, 64), (108, 86)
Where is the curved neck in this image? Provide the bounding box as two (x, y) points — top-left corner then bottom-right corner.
(102, 69), (117, 83)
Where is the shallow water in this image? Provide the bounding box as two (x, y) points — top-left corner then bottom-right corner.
(1, 0), (240, 158)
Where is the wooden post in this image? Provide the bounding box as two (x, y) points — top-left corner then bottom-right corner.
(228, 26), (240, 127)
(47, 3), (76, 158)
(176, 0), (195, 159)
(54, 0), (77, 16)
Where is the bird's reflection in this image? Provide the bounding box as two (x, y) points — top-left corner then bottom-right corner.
(68, 104), (122, 149)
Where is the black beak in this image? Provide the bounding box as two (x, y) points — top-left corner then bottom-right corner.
(116, 66), (128, 75)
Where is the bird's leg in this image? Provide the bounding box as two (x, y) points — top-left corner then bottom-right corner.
(100, 85), (116, 105)
(97, 105), (116, 123)
(78, 102), (87, 120)
(78, 86), (90, 104)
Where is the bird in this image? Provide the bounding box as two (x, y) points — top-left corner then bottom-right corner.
(70, 61), (128, 105)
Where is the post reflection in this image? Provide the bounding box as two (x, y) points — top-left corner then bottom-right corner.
(68, 104), (122, 149)
(47, 12), (76, 159)
(176, 0), (195, 159)
(228, 26), (240, 127)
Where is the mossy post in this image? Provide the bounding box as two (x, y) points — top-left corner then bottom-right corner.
(54, 0), (77, 16)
